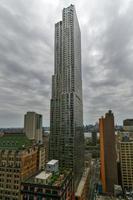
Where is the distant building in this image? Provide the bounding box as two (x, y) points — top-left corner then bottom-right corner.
(119, 139), (133, 189)
(123, 119), (133, 132)
(99, 110), (118, 194)
(91, 131), (97, 146)
(24, 111), (42, 143)
(0, 134), (38, 199)
(21, 162), (74, 200)
(0, 128), (24, 134)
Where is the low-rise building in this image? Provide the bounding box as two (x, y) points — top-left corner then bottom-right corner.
(0, 134), (38, 199)
(21, 162), (74, 200)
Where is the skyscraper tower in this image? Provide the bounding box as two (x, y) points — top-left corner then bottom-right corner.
(99, 110), (118, 194)
(49, 4), (84, 188)
(24, 111), (43, 143)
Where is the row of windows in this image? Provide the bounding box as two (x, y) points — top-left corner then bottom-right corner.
(0, 168), (19, 172)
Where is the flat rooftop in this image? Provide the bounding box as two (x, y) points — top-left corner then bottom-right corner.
(0, 134), (32, 150)
(35, 171), (52, 180)
(24, 169), (70, 187)
(47, 159), (58, 165)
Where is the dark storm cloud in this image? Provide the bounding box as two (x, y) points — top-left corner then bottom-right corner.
(0, 0), (133, 127)
(81, 0), (133, 124)
(0, 0), (53, 127)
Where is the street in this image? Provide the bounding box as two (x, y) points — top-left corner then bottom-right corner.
(88, 159), (100, 200)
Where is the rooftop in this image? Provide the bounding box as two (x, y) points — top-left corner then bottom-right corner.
(24, 169), (71, 187)
(35, 171), (52, 180)
(47, 159), (58, 165)
(96, 195), (125, 200)
(0, 134), (33, 150)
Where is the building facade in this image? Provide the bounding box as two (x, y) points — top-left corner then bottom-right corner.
(37, 144), (46, 170)
(75, 166), (90, 200)
(49, 4), (84, 188)
(0, 134), (38, 199)
(21, 168), (74, 200)
(123, 119), (133, 132)
(24, 112), (42, 143)
(42, 133), (49, 165)
(99, 110), (118, 194)
(91, 131), (97, 146)
(119, 140), (133, 189)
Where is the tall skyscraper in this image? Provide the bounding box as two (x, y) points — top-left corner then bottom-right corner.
(99, 110), (118, 194)
(49, 4), (84, 188)
(24, 111), (42, 143)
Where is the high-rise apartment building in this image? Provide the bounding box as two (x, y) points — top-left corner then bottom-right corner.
(24, 111), (42, 143)
(49, 4), (84, 188)
(119, 139), (133, 189)
(99, 110), (117, 194)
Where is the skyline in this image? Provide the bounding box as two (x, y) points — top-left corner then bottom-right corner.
(0, 0), (133, 127)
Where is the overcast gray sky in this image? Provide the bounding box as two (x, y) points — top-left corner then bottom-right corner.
(0, 0), (133, 127)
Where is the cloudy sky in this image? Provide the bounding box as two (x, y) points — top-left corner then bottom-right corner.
(0, 0), (133, 127)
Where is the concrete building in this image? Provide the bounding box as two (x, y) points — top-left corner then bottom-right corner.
(24, 111), (42, 143)
(123, 119), (133, 132)
(46, 160), (59, 173)
(49, 4), (84, 189)
(21, 166), (74, 199)
(0, 134), (38, 199)
(119, 139), (133, 189)
(37, 143), (46, 170)
(99, 110), (118, 194)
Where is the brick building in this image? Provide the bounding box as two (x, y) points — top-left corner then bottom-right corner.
(0, 134), (38, 199)
(99, 110), (118, 194)
(21, 162), (74, 200)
